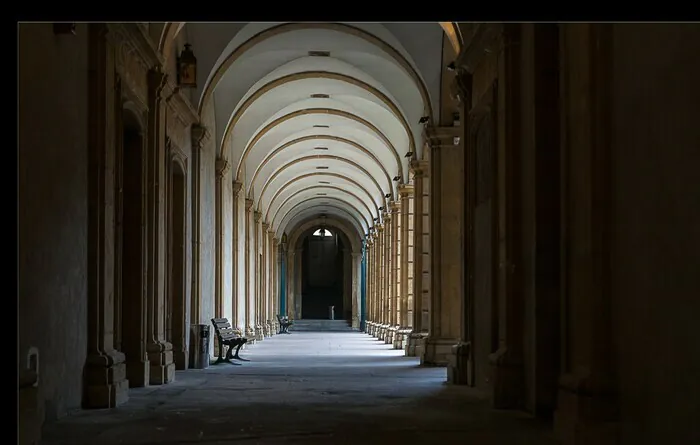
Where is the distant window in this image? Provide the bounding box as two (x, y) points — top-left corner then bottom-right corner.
(313, 228), (333, 237)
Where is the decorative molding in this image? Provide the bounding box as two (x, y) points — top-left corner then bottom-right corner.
(191, 124), (210, 150)
(389, 201), (401, 212)
(245, 198), (254, 211)
(424, 126), (462, 150)
(398, 183), (415, 195)
(215, 158), (230, 178)
(254, 211), (262, 222)
(410, 159), (429, 178)
(233, 181), (243, 197)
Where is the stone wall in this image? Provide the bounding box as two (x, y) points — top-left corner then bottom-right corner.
(18, 22), (89, 420)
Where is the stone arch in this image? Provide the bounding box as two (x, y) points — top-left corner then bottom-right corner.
(287, 216), (361, 254)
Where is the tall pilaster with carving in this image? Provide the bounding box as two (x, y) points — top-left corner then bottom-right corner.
(376, 223), (386, 338)
(145, 64), (176, 385)
(253, 211), (264, 341)
(214, 157), (230, 320)
(244, 198), (256, 340)
(84, 23), (130, 408)
(421, 125), (464, 367)
(232, 181), (243, 328)
(190, 124), (209, 328)
(261, 222), (270, 337)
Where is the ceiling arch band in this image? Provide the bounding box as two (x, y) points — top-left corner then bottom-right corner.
(221, 71), (415, 161)
(263, 172), (383, 220)
(279, 202), (367, 236)
(250, 135), (394, 201)
(195, 22), (434, 121)
(257, 155), (388, 214)
(269, 185), (375, 229)
(236, 108), (405, 184)
(287, 216), (363, 252)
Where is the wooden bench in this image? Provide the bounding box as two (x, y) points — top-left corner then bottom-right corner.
(276, 314), (293, 334)
(210, 318), (249, 365)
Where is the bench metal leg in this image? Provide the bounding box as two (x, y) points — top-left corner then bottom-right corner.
(232, 341), (249, 361)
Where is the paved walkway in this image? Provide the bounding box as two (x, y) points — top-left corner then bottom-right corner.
(43, 332), (556, 444)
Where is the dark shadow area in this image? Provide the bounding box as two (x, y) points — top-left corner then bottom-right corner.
(301, 230), (345, 319)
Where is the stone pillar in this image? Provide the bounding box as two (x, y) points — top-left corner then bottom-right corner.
(214, 158), (230, 319)
(399, 184), (415, 349)
(364, 236), (373, 332)
(254, 211), (264, 341)
(286, 248), (296, 319)
(261, 222), (269, 337)
(244, 198), (255, 339)
(383, 212), (394, 344)
(232, 181), (243, 328)
(294, 248), (303, 319)
(377, 223), (386, 337)
(447, 67), (474, 385)
(407, 160), (430, 356)
(390, 200), (402, 348)
(421, 127), (464, 366)
(145, 66), (175, 385)
(84, 24), (129, 408)
(190, 125), (208, 329)
(351, 252), (362, 328)
(554, 24), (618, 444)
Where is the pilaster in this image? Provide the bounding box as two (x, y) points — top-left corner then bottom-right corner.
(244, 198), (255, 339)
(232, 181), (243, 328)
(214, 158), (230, 320)
(421, 125), (464, 366)
(407, 160), (430, 356)
(398, 184), (415, 350)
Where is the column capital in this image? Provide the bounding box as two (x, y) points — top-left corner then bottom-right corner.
(147, 66), (168, 99)
(397, 183), (415, 196)
(215, 157), (230, 178)
(388, 200), (401, 213)
(377, 224), (385, 232)
(254, 211), (262, 222)
(273, 237), (279, 244)
(191, 124), (210, 150)
(233, 181), (243, 197)
(267, 228), (275, 235)
(245, 198), (254, 211)
(424, 126), (462, 151)
(262, 221), (270, 231)
(410, 159), (429, 178)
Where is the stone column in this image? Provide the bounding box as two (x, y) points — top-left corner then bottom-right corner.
(214, 158), (230, 319)
(390, 200), (401, 348)
(232, 181), (243, 328)
(294, 248), (303, 319)
(286, 248), (296, 319)
(254, 211), (264, 341)
(377, 223), (386, 337)
(383, 212), (394, 344)
(421, 127), (464, 366)
(399, 184), (415, 349)
(190, 125), (208, 329)
(145, 66), (175, 385)
(267, 229), (275, 335)
(244, 198), (255, 339)
(261, 222), (269, 336)
(84, 24), (129, 407)
(407, 160), (429, 356)
(351, 252), (362, 328)
(447, 67), (474, 385)
(364, 236), (373, 333)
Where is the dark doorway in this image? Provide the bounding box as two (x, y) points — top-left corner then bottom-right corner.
(168, 162), (187, 370)
(301, 228), (344, 319)
(116, 109), (148, 388)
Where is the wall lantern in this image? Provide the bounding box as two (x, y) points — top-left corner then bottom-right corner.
(177, 43), (197, 88)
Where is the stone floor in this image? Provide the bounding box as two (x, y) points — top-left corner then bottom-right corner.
(43, 332), (557, 445)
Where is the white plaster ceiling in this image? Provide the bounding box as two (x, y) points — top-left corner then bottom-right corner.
(189, 22), (444, 239)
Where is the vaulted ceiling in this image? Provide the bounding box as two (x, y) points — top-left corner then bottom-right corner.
(170, 22), (452, 240)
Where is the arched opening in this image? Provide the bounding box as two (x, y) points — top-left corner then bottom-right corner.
(168, 160), (188, 370)
(301, 227), (346, 320)
(116, 107), (148, 388)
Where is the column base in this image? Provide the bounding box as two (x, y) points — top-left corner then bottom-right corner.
(554, 372), (619, 445)
(126, 358), (150, 388)
(489, 346), (525, 408)
(447, 341), (473, 385)
(384, 326), (396, 344)
(405, 332), (428, 357)
(352, 315), (360, 329)
(246, 326), (256, 344)
(421, 337), (457, 366)
(147, 342), (175, 385)
(255, 325), (265, 341)
(19, 381), (43, 445)
(84, 350), (130, 408)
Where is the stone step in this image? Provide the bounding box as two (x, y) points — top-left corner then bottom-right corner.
(289, 319), (356, 332)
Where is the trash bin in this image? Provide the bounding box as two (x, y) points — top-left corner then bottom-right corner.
(189, 324), (210, 369)
(328, 305), (335, 320)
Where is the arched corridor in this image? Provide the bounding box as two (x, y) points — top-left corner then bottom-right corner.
(18, 22), (700, 445)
